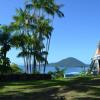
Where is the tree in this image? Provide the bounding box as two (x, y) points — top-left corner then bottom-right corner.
(10, 0), (64, 74)
(26, 0), (64, 73)
(11, 33), (30, 73)
(0, 25), (12, 74)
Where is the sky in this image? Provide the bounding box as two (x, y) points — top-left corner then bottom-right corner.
(0, 0), (100, 65)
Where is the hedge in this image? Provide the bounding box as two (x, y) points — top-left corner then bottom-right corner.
(0, 74), (51, 82)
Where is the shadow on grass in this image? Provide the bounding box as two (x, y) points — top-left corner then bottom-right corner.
(0, 76), (100, 100)
(0, 87), (66, 100)
(74, 97), (100, 100)
(5, 77), (93, 87)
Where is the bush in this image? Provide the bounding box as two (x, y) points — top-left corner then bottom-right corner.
(10, 63), (23, 74)
(0, 74), (51, 82)
(48, 67), (66, 79)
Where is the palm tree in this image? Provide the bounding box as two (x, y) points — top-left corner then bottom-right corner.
(11, 0), (64, 74)
(11, 8), (33, 73)
(34, 16), (53, 73)
(26, 0), (64, 73)
(0, 25), (12, 74)
(25, 0), (64, 73)
(11, 33), (30, 73)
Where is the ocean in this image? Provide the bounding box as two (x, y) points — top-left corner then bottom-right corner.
(40, 66), (89, 74)
(20, 65), (89, 74)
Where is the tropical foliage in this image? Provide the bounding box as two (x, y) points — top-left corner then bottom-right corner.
(48, 67), (66, 79)
(0, 25), (12, 74)
(10, 63), (23, 74)
(0, 0), (64, 74)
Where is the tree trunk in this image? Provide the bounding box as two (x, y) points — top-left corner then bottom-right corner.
(24, 57), (27, 73)
(39, 61), (41, 72)
(33, 54), (36, 73)
(26, 56), (29, 73)
(43, 61), (46, 74)
(29, 54), (32, 74)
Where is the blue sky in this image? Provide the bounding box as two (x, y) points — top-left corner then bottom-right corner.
(0, 0), (100, 64)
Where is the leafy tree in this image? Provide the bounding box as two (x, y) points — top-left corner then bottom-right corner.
(0, 25), (12, 74)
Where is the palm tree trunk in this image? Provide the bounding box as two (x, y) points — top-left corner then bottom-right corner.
(26, 56), (29, 73)
(43, 61), (46, 74)
(43, 35), (51, 73)
(24, 56), (27, 73)
(33, 54), (36, 73)
(39, 61), (41, 72)
(29, 54), (32, 73)
(3, 51), (7, 67)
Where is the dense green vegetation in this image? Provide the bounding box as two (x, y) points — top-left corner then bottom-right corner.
(48, 66), (66, 79)
(0, 0), (64, 74)
(0, 76), (100, 100)
(10, 63), (23, 74)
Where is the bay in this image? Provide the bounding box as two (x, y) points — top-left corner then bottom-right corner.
(40, 66), (89, 74)
(20, 65), (89, 74)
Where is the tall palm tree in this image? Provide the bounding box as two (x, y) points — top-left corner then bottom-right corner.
(26, 0), (64, 73)
(35, 16), (53, 73)
(11, 0), (64, 74)
(11, 8), (35, 73)
(11, 33), (30, 73)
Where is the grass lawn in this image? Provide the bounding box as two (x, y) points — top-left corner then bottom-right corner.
(0, 76), (100, 100)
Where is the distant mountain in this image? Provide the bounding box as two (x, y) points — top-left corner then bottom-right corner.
(49, 57), (88, 67)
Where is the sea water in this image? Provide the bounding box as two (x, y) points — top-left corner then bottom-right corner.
(45, 66), (89, 77)
(20, 65), (89, 74)
(38, 66), (89, 74)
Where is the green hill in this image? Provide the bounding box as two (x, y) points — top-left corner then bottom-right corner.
(49, 57), (88, 67)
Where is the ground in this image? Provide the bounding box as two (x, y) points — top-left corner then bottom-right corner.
(0, 76), (100, 100)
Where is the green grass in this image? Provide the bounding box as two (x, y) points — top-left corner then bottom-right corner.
(0, 76), (100, 100)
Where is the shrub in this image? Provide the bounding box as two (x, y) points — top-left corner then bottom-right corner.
(48, 67), (66, 79)
(0, 74), (51, 82)
(10, 63), (23, 74)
